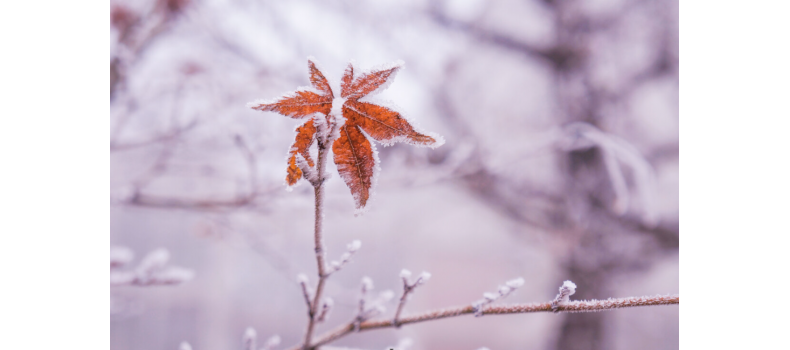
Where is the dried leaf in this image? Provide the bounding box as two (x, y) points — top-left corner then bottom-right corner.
(286, 119), (317, 185)
(344, 100), (437, 146)
(333, 125), (376, 209)
(249, 89), (331, 118)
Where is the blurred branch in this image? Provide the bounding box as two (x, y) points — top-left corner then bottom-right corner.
(111, 119), (198, 151)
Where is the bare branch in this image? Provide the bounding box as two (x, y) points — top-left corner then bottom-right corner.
(300, 294), (679, 349)
(393, 270), (431, 327)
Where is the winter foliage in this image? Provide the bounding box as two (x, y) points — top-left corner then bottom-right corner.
(248, 59), (444, 210)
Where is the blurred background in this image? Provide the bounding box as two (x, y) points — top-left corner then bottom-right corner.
(109, 0), (678, 349)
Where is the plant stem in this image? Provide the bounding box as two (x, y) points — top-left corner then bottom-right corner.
(295, 294), (679, 349)
(301, 132), (331, 350)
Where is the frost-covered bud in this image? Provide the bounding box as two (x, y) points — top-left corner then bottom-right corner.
(418, 271), (431, 283)
(110, 246), (134, 268)
(552, 280), (578, 310)
(179, 342), (192, 350)
(506, 277), (525, 289)
(347, 240), (362, 252)
(243, 327), (256, 350)
(136, 249), (170, 275)
(330, 260), (341, 269)
(396, 338), (414, 350)
(153, 266), (195, 284)
(559, 280), (577, 302)
(380, 290), (395, 302)
(263, 335), (281, 350)
(361, 276), (374, 292)
(297, 273), (309, 284)
(498, 285), (512, 295)
(483, 292), (499, 302)
(400, 269), (412, 279)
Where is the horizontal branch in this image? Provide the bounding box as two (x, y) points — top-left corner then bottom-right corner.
(301, 294), (678, 349)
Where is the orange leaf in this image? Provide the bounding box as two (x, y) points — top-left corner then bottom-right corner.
(343, 100), (437, 146)
(308, 59), (334, 98)
(340, 63), (354, 98)
(286, 119), (317, 185)
(332, 124), (376, 209)
(343, 62), (401, 99)
(249, 89), (331, 118)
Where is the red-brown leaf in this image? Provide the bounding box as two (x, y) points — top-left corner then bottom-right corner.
(343, 64), (400, 99)
(332, 124), (375, 209)
(286, 119), (317, 185)
(343, 100), (437, 146)
(250, 90), (331, 118)
(340, 63), (354, 98)
(308, 59), (334, 98)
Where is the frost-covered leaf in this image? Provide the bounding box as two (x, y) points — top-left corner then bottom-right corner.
(333, 124), (376, 209)
(248, 58), (443, 210)
(286, 119), (317, 185)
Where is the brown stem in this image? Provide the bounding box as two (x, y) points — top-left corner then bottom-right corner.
(301, 120), (333, 350)
(294, 294), (679, 349)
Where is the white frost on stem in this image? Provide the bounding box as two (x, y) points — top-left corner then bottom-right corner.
(472, 277), (525, 317)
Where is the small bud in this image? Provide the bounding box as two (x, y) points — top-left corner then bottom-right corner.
(418, 271), (431, 283)
(362, 276), (374, 291)
(506, 277), (525, 288)
(297, 273), (309, 284)
(243, 327), (256, 350)
(347, 240), (362, 252)
(400, 269), (412, 279)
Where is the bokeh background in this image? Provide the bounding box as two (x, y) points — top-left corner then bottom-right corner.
(110, 0), (678, 349)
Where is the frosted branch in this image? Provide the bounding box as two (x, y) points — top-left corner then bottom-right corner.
(111, 247), (194, 286)
(393, 269), (431, 327)
(298, 273), (313, 311)
(325, 240), (362, 275)
(298, 294), (678, 349)
(472, 277), (525, 317)
(354, 277), (394, 331)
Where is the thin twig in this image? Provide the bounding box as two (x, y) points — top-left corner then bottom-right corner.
(392, 270), (430, 327)
(295, 294), (678, 349)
